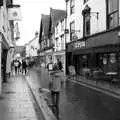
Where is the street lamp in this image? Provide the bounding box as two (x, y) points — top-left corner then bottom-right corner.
(82, 5), (99, 20)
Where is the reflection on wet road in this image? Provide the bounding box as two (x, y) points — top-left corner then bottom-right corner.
(35, 68), (120, 120)
(60, 81), (120, 120)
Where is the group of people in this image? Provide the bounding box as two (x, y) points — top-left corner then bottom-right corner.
(12, 59), (27, 75)
(47, 59), (64, 119)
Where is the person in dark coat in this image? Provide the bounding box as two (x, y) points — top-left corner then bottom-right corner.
(57, 59), (63, 71)
(22, 60), (27, 75)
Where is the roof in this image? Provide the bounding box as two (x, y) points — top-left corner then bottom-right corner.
(50, 8), (66, 33)
(39, 14), (50, 41)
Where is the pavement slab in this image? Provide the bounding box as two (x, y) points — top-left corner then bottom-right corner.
(0, 75), (39, 120)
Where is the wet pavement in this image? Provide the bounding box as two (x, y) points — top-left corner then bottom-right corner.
(29, 67), (120, 120)
(0, 75), (42, 120)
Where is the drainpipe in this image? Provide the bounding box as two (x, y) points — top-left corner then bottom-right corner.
(64, 0), (67, 75)
(0, 34), (2, 97)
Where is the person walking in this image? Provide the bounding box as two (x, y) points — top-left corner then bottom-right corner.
(22, 60), (27, 75)
(57, 59), (63, 71)
(49, 64), (63, 119)
(18, 60), (21, 74)
(14, 60), (19, 75)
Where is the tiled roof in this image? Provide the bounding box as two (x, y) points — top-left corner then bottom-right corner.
(41, 14), (50, 37)
(50, 8), (66, 33)
(50, 8), (66, 27)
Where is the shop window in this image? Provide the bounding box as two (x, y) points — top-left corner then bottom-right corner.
(109, 53), (116, 63)
(82, 55), (88, 67)
(107, 0), (119, 29)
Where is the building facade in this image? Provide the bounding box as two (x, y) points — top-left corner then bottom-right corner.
(54, 16), (66, 74)
(39, 8), (66, 68)
(25, 33), (40, 60)
(0, 0), (21, 95)
(65, 0), (120, 79)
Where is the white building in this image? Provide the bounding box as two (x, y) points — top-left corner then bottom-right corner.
(0, 0), (21, 95)
(65, 0), (106, 43)
(54, 17), (66, 74)
(25, 33), (40, 58)
(65, 0), (120, 77)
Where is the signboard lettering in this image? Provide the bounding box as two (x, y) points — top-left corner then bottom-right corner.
(74, 41), (85, 48)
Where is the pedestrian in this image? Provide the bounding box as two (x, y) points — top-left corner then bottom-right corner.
(22, 60), (27, 75)
(18, 60), (21, 74)
(49, 63), (63, 119)
(14, 59), (19, 75)
(57, 59), (63, 71)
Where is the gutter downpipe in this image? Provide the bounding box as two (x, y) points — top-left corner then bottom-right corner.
(65, 0), (67, 76)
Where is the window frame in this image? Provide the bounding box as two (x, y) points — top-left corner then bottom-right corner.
(70, 21), (75, 41)
(84, 13), (91, 36)
(70, 0), (75, 15)
(61, 35), (65, 50)
(107, 0), (119, 29)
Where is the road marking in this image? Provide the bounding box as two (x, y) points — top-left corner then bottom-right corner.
(68, 79), (120, 100)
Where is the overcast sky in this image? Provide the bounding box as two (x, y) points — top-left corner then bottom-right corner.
(13, 0), (66, 46)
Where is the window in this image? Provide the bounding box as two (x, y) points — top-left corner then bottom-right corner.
(85, 13), (90, 36)
(70, 0), (75, 14)
(61, 35), (64, 50)
(70, 21), (75, 41)
(84, 0), (89, 4)
(56, 38), (59, 51)
(107, 0), (119, 29)
(56, 24), (59, 34)
(61, 20), (64, 32)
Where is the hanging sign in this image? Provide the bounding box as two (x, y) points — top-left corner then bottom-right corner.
(8, 6), (22, 21)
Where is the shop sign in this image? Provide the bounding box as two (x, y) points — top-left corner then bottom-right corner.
(45, 49), (52, 53)
(74, 41), (86, 49)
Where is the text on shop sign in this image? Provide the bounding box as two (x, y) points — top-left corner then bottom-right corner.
(74, 41), (85, 48)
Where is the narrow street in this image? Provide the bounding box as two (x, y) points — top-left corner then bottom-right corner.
(29, 67), (120, 120)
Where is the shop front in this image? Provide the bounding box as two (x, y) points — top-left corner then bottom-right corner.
(44, 49), (54, 67)
(53, 51), (65, 74)
(66, 28), (120, 79)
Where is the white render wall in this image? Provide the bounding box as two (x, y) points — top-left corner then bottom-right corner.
(26, 36), (40, 57)
(55, 19), (65, 51)
(66, 0), (106, 43)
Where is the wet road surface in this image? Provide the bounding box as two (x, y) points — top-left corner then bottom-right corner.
(31, 68), (120, 120)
